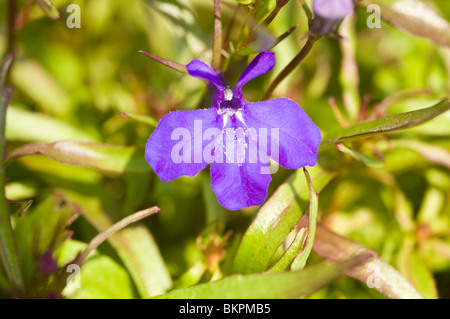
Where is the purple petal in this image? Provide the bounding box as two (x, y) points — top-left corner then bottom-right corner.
(236, 52), (275, 94)
(209, 116), (272, 210)
(312, 0), (354, 20)
(210, 160), (272, 210)
(243, 98), (321, 169)
(186, 59), (224, 94)
(146, 108), (221, 181)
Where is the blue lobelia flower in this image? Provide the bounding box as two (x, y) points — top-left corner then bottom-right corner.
(145, 51), (321, 210)
(311, 0), (354, 35)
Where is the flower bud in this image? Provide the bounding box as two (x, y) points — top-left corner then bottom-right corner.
(310, 0), (354, 35)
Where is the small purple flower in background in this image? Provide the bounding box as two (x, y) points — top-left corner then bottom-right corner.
(145, 52), (321, 210)
(37, 250), (59, 275)
(311, 0), (354, 35)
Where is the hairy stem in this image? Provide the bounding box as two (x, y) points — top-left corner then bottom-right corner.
(212, 0), (222, 71)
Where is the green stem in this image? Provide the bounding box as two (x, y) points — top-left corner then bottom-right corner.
(264, 35), (317, 99)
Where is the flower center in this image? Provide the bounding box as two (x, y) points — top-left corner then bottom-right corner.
(219, 87), (242, 113)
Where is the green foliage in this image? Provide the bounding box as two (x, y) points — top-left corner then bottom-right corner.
(0, 0), (449, 299)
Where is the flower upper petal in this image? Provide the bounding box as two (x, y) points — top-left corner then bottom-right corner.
(145, 108), (221, 182)
(243, 98), (321, 169)
(236, 51), (275, 94)
(186, 59), (224, 94)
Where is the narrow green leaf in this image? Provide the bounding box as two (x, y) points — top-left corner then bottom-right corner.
(155, 256), (367, 299)
(120, 112), (158, 126)
(35, 0), (60, 20)
(6, 141), (150, 174)
(232, 166), (334, 274)
(265, 227), (307, 273)
(358, 0), (450, 47)
(336, 143), (385, 168)
(290, 168), (318, 270)
(0, 54), (25, 295)
(323, 99), (450, 144)
(6, 106), (98, 143)
(339, 16), (360, 122)
(390, 139), (450, 169)
(313, 223), (423, 299)
(11, 60), (71, 117)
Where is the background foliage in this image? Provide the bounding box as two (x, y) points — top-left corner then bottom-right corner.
(0, 0), (449, 299)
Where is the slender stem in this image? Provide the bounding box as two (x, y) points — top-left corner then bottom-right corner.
(138, 50), (187, 74)
(73, 207), (160, 266)
(264, 35), (317, 99)
(7, 0), (18, 55)
(212, 0), (222, 71)
(262, 0), (289, 26)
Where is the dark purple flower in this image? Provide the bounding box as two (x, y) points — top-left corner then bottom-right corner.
(145, 52), (321, 210)
(311, 0), (354, 35)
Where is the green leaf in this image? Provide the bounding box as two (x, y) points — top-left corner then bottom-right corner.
(155, 256), (367, 299)
(389, 139), (450, 169)
(14, 195), (76, 294)
(0, 54), (25, 295)
(232, 165), (334, 274)
(314, 223), (423, 299)
(6, 106), (98, 143)
(358, 0), (450, 47)
(323, 99), (450, 144)
(11, 60), (71, 117)
(336, 143), (385, 168)
(55, 240), (136, 299)
(290, 168), (318, 271)
(120, 111), (158, 127)
(6, 141), (150, 174)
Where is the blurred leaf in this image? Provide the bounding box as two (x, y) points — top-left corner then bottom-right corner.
(323, 99), (450, 143)
(336, 143), (385, 168)
(232, 166), (334, 274)
(6, 141), (150, 174)
(14, 195), (76, 295)
(313, 223), (423, 299)
(358, 0), (450, 47)
(0, 54), (25, 295)
(35, 0), (60, 20)
(389, 139), (450, 169)
(60, 190), (172, 298)
(120, 111), (158, 127)
(55, 240), (135, 299)
(396, 236), (438, 299)
(6, 106), (98, 143)
(155, 256), (368, 299)
(143, 0), (206, 55)
(339, 16), (360, 121)
(11, 61), (72, 117)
